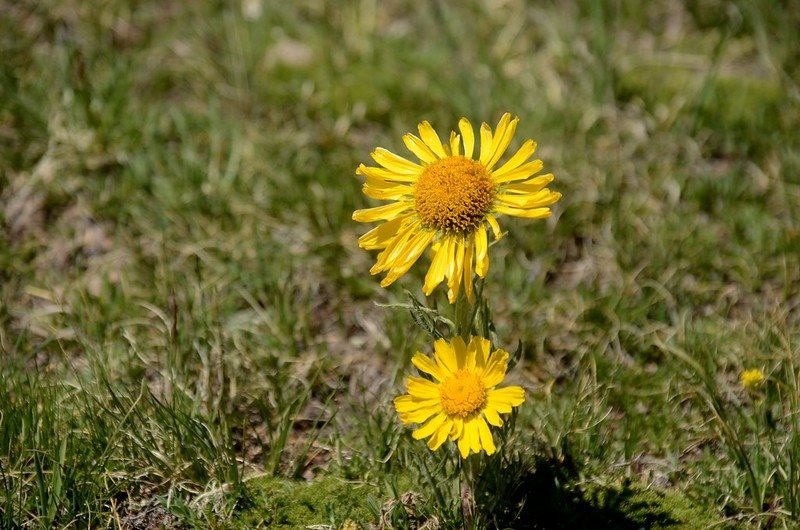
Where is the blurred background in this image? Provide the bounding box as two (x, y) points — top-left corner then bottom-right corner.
(1, 0), (799, 528)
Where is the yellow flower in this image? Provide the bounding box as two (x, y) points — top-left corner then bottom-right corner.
(353, 113), (561, 303)
(394, 336), (525, 458)
(740, 368), (765, 391)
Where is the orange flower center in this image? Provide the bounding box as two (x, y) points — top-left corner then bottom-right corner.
(439, 369), (487, 418)
(414, 156), (495, 233)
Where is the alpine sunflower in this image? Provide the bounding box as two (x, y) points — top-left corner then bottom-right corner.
(394, 336), (525, 458)
(353, 113), (561, 303)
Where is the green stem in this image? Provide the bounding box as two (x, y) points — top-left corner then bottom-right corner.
(460, 456), (473, 528)
(460, 454), (484, 528)
(471, 278), (486, 336)
(454, 277), (495, 340)
(454, 293), (473, 339)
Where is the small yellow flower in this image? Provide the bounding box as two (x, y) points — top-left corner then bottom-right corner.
(394, 336), (525, 458)
(353, 113), (561, 303)
(740, 369), (765, 391)
(339, 520), (357, 530)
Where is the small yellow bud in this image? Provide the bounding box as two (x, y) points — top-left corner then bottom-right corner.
(340, 520), (358, 530)
(740, 369), (765, 391)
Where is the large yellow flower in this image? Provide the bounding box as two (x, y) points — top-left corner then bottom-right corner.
(394, 336), (525, 458)
(353, 113), (561, 303)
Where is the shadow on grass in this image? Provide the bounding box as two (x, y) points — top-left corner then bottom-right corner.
(477, 456), (720, 530)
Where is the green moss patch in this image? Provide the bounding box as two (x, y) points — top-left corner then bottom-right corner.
(232, 476), (378, 529)
(476, 457), (731, 529)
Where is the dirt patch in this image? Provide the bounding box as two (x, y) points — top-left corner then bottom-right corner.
(120, 497), (177, 530)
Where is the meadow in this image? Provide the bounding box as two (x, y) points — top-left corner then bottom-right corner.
(2, 0), (799, 528)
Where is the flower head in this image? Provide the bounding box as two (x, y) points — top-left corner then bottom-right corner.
(740, 368), (765, 391)
(353, 113), (561, 303)
(394, 336), (525, 458)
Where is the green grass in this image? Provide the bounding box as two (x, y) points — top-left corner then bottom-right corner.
(2, 0), (799, 528)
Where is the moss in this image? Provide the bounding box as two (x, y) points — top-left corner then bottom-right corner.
(232, 476), (378, 529)
(582, 482), (730, 529)
(476, 456), (734, 529)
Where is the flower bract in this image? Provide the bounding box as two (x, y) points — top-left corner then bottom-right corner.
(353, 113), (561, 303)
(394, 336), (525, 458)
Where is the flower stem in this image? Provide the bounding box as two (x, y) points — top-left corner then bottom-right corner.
(460, 454), (484, 528)
(454, 293), (473, 339)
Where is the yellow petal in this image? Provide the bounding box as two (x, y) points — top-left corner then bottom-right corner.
(403, 133), (438, 164)
(466, 417), (482, 454)
(485, 348), (509, 369)
(486, 114), (517, 170)
(476, 417), (496, 455)
(427, 418), (453, 450)
(406, 376), (440, 400)
(487, 386), (525, 412)
(396, 403), (436, 420)
(465, 336), (479, 371)
(361, 170), (413, 187)
(356, 163), (420, 183)
(394, 395), (438, 413)
(491, 140), (537, 180)
(475, 226), (488, 277)
(478, 122), (493, 165)
(357, 215), (409, 250)
(499, 173), (554, 194)
(371, 147), (423, 174)
(362, 181), (415, 200)
(450, 417), (464, 440)
(463, 238), (475, 303)
(472, 336), (491, 369)
(434, 337), (458, 375)
(418, 121), (446, 159)
(370, 222), (417, 273)
(483, 406), (503, 427)
(412, 413), (447, 440)
(451, 336), (468, 369)
(423, 239), (450, 295)
(399, 404), (440, 424)
(446, 238), (465, 303)
(444, 237), (457, 286)
(457, 431), (471, 458)
(493, 205), (553, 219)
(482, 349), (509, 388)
(449, 131), (461, 157)
(492, 160), (544, 184)
(371, 219), (424, 270)
(486, 215), (503, 240)
(379, 230), (435, 287)
(412, 353), (446, 381)
(486, 399), (512, 414)
(490, 386), (525, 405)
(353, 201), (413, 222)
(458, 118), (475, 159)
(496, 189), (561, 209)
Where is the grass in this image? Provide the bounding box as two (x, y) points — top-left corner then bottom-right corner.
(1, 0), (799, 528)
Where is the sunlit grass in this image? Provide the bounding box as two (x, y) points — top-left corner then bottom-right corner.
(1, 0), (799, 527)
